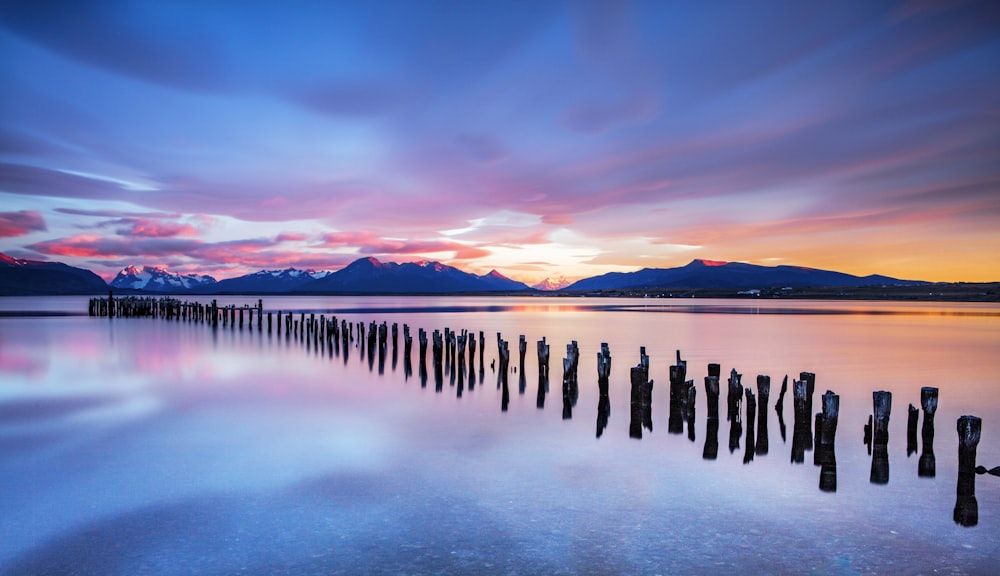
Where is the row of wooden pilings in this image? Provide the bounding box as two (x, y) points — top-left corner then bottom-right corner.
(89, 291), (264, 327)
(88, 295), (993, 523)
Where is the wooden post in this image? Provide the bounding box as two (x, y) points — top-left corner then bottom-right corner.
(537, 337), (550, 380)
(920, 387), (938, 478)
(668, 354), (688, 435)
(596, 343), (611, 438)
(744, 388), (757, 464)
(629, 365), (645, 439)
(727, 368), (743, 423)
(872, 390), (892, 446)
(869, 390), (892, 485)
(755, 375), (770, 456)
(907, 404), (920, 457)
(954, 415), (981, 526)
(921, 386), (938, 442)
(811, 390), (839, 491)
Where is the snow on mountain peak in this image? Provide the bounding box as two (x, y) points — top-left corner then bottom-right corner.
(531, 276), (572, 291)
(111, 265), (216, 291)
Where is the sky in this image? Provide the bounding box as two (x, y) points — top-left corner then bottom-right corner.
(1, 0), (999, 284)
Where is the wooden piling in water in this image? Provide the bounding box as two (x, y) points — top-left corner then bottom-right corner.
(955, 415), (981, 526)
(755, 375), (770, 456)
(744, 388), (757, 464)
(907, 404), (920, 457)
(872, 390), (892, 446)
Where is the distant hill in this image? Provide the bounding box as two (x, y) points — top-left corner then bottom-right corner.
(563, 259), (925, 291)
(0, 253), (108, 295)
(194, 268), (331, 294)
(110, 265), (216, 292)
(299, 257), (531, 293)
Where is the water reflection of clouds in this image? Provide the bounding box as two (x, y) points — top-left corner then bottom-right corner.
(2, 298), (999, 572)
(0, 350), (46, 379)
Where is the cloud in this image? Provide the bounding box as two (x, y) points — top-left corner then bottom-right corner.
(0, 210), (47, 237)
(321, 231), (490, 260)
(26, 234), (201, 259)
(275, 232), (309, 242)
(106, 218), (199, 238)
(0, 0), (230, 91)
(55, 207), (179, 219)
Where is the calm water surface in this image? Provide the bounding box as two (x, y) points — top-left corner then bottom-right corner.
(1, 296), (998, 574)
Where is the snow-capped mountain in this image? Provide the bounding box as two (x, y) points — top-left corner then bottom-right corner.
(531, 276), (572, 291)
(300, 257), (531, 293)
(198, 268), (331, 293)
(110, 265), (216, 292)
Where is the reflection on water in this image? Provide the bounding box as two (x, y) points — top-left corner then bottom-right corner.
(1, 296), (999, 573)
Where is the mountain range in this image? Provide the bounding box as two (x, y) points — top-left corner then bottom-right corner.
(300, 257), (529, 293)
(0, 252), (925, 296)
(563, 259), (924, 291)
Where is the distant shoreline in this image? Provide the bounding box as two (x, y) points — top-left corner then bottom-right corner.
(1, 282), (998, 303)
(552, 282), (1000, 302)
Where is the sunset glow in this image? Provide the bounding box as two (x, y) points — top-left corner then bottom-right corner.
(1, 1), (998, 283)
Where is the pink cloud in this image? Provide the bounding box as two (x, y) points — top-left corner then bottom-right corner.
(27, 234), (201, 258)
(321, 231), (491, 260)
(113, 218), (198, 238)
(0, 210), (47, 237)
(276, 232), (309, 242)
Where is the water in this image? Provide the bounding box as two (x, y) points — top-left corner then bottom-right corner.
(1, 296), (998, 574)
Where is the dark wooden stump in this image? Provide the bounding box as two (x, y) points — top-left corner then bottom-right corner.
(954, 415), (981, 526)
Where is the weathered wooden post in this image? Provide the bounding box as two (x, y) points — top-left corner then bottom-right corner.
(727, 368), (743, 423)
(668, 351), (693, 437)
(705, 363), (721, 421)
(907, 404), (920, 457)
(479, 330), (485, 373)
(499, 338), (510, 411)
(791, 377), (812, 464)
(800, 371), (816, 416)
(870, 390), (892, 485)
(596, 343), (612, 438)
(418, 328), (428, 388)
(814, 390), (839, 492)
(755, 375), (770, 456)
(432, 330), (443, 392)
(920, 387), (938, 478)
(629, 365), (645, 439)
(744, 388), (757, 464)
(954, 415), (981, 527)
(518, 335), (526, 374)
(872, 390), (892, 445)
(921, 387), (938, 440)
(775, 374), (788, 442)
(468, 330), (476, 375)
(537, 337), (550, 380)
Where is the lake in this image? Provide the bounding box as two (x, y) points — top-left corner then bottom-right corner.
(1, 295), (998, 574)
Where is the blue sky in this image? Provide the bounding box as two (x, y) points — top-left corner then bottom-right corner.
(1, 0), (998, 282)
